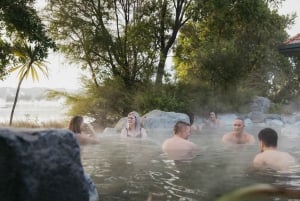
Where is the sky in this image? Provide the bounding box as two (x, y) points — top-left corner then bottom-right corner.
(0, 0), (300, 90)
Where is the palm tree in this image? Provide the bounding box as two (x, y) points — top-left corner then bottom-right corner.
(9, 42), (48, 126)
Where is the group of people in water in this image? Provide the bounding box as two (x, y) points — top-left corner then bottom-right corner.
(68, 111), (297, 171)
(163, 116), (296, 171)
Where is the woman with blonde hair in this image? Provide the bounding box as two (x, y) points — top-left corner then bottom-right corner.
(68, 116), (99, 145)
(120, 111), (147, 138)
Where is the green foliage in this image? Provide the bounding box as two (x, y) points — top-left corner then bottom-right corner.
(9, 41), (49, 81)
(46, 0), (197, 88)
(31, 0), (299, 126)
(135, 84), (190, 114)
(46, 0), (160, 89)
(47, 77), (135, 127)
(8, 39), (51, 125)
(0, 0), (56, 79)
(174, 0), (294, 109)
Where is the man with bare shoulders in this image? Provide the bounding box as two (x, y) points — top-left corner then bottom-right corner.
(162, 121), (198, 160)
(222, 117), (255, 144)
(253, 128), (296, 171)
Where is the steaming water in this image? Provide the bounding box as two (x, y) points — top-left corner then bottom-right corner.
(1, 99), (299, 200)
(81, 126), (300, 201)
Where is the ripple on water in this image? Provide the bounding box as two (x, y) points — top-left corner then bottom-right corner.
(80, 130), (300, 201)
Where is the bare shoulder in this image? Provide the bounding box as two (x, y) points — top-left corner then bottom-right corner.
(141, 128), (147, 137)
(253, 152), (264, 165)
(120, 128), (127, 136)
(222, 132), (232, 141)
(246, 133), (255, 143)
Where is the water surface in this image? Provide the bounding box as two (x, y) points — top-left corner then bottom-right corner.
(81, 127), (300, 201)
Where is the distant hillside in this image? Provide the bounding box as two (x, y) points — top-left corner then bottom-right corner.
(0, 87), (71, 102)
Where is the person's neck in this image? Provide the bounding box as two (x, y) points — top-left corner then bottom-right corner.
(234, 131), (244, 137)
(263, 147), (277, 151)
(128, 125), (136, 130)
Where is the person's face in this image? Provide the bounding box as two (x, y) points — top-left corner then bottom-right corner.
(209, 112), (216, 120)
(233, 119), (244, 134)
(127, 114), (136, 126)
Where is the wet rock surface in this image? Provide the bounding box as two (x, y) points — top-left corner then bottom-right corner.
(0, 128), (98, 201)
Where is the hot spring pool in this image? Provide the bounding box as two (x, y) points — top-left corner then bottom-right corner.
(81, 126), (300, 201)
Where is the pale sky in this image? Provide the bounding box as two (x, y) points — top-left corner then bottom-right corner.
(0, 0), (299, 89)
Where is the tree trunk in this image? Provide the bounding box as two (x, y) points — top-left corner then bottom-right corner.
(155, 53), (167, 86)
(9, 66), (30, 126)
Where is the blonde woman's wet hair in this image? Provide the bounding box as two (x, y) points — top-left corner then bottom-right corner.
(127, 111), (141, 131)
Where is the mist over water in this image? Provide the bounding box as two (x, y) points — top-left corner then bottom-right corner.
(1, 96), (300, 200)
(82, 124), (300, 201)
(0, 98), (68, 123)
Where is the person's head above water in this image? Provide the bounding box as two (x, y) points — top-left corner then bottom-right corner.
(232, 117), (245, 135)
(253, 127), (296, 170)
(222, 117), (255, 144)
(127, 111), (141, 130)
(162, 120), (197, 160)
(174, 121), (191, 140)
(121, 111), (147, 138)
(209, 112), (217, 121)
(69, 116), (84, 133)
(258, 127), (278, 150)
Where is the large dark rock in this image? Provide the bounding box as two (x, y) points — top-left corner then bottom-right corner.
(0, 128), (98, 201)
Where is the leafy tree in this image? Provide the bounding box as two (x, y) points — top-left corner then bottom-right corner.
(153, 0), (197, 86)
(9, 40), (49, 125)
(47, 76), (133, 126)
(43, 0), (202, 121)
(45, 0), (199, 88)
(1, 0), (56, 125)
(0, 0), (56, 79)
(174, 0), (293, 109)
(46, 0), (157, 89)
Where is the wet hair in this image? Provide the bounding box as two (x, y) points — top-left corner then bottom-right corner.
(127, 111), (141, 130)
(185, 112), (194, 125)
(235, 116), (244, 122)
(68, 116), (83, 134)
(258, 128), (278, 147)
(174, 121), (191, 134)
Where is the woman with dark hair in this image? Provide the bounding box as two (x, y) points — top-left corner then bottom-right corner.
(69, 116), (99, 145)
(120, 111), (147, 138)
(205, 112), (222, 128)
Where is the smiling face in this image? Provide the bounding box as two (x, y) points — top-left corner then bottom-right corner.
(233, 119), (244, 135)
